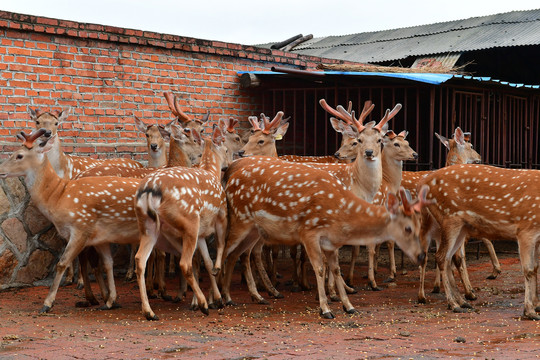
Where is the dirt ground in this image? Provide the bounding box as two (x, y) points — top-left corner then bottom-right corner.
(1, 242), (539, 360)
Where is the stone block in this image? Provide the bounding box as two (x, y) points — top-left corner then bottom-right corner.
(15, 249), (54, 284)
(40, 227), (65, 253)
(1, 217), (28, 253)
(0, 186), (10, 216)
(24, 201), (52, 235)
(0, 248), (18, 285)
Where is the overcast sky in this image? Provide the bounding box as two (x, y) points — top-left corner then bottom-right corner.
(1, 0), (539, 45)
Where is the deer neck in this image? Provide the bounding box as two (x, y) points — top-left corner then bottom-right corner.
(199, 142), (221, 178)
(349, 155), (382, 203)
(26, 157), (67, 211)
(337, 203), (392, 243)
(46, 137), (70, 178)
(382, 150), (403, 194)
(148, 148), (168, 168)
(167, 139), (191, 167)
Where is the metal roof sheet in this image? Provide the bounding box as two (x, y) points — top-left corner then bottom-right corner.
(284, 9), (540, 63)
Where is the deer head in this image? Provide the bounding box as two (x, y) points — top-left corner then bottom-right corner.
(134, 116), (170, 168)
(164, 121), (204, 167)
(0, 129), (55, 179)
(29, 108), (71, 136)
(384, 130), (418, 161)
(218, 117), (245, 162)
(238, 112), (289, 157)
(435, 127), (481, 165)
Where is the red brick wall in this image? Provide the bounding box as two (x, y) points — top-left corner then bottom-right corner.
(0, 11), (350, 161)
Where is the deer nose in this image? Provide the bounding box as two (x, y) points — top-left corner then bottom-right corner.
(150, 144), (158, 151)
(413, 152), (418, 159)
(365, 149), (374, 157)
(238, 150), (245, 157)
(334, 151), (341, 158)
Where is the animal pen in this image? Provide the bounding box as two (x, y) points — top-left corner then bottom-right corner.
(241, 68), (540, 170)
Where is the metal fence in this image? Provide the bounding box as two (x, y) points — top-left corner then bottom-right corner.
(257, 81), (539, 170)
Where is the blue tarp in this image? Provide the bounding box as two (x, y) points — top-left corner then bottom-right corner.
(238, 71), (540, 89)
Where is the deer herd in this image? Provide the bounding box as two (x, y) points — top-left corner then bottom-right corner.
(0, 91), (538, 321)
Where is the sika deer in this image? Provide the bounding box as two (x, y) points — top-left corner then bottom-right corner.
(361, 130), (418, 290)
(419, 164), (540, 319)
(134, 126), (229, 320)
(133, 116), (170, 168)
(0, 129), (143, 313)
(220, 156), (431, 318)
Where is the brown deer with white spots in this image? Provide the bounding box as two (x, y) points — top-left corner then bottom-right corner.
(419, 164), (540, 319)
(219, 117), (246, 162)
(0, 129), (144, 313)
(134, 126), (229, 320)
(30, 107), (142, 287)
(133, 116), (171, 168)
(401, 128), (501, 304)
(163, 91), (209, 135)
(362, 130), (418, 290)
(220, 155), (431, 318)
(310, 100), (401, 292)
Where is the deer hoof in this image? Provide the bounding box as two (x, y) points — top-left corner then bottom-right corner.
(273, 293), (284, 299)
(465, 293), (477, 301)
(76, 283), (84, 290)
(39, 305), (52, 314)
(343, 306), (358, 315)
(383, 277), (396, 283)
(145, 313), (159, 321)
(320, 311), (335, 319)
(345, 287), (358, 295)
(370, 285), (383, 291)
(452, 306), (469, 313)
(524, 310), (540, 320)
(461, 302), (473, 309)
(431, 286), (441, 294)
(257, 298), (270, 305)
(161, 294), (173, 302)
(225, 300), (237, 307)
(418, 297), (427, 304)
(201, 307), (209, 316)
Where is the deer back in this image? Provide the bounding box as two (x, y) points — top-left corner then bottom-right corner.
(420, 164), (539, 240)
(224, 156), (427, 261)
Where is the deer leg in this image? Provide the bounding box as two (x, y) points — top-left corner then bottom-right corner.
(75, 258), (85, 290)
(453, 244), (477, 301)
(253, 240), (283, 299)
(135, 224), (160, 321)
(145, 250), (157, 299)
(384, 241), (397, 283)
(197, 237), (223, 309)
(188, 251), (202, 311)
(289, 245), (301, 291)
(367, 243), (381, 291)
(212, 213), (227, 276)
(517, 231), (540, 320)
(303, 239), (333, 319)
(94, 244), (120, 310)
(325, 249), (356, 314)
(346, 246), (360, 286)
(437, 224), (471, 313)
(482, 238), (501, 280)
(40, 233), (86, 314)
(155, 250), (172, 301)
(64, 260), (75, 286)
(125, 244), (137, 282)
(75, 248), (100, 307)
(299, 247), (311, 290)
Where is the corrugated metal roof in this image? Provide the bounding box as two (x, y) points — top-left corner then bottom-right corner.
(238, 70), (540, 89)
(283, 9), (540, 63)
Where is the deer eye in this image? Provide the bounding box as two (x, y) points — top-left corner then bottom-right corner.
(235, 136), (241, 142)
(36, 121), (40, 125)
(405, 226), (412, 234)
(257, 140), (264, 145)
(377, 138), (382, 143)
(55, 122), (58, 126)
(351, 142), (358, 147)
(394, 142), (400, 147)
(16, 154), (23, 160)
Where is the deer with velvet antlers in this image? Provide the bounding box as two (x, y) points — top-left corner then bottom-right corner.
(220, 155), (432, 318)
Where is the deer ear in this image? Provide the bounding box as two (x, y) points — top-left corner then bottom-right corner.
(273, 122), (289, 140)
(133, 116), (147, 133)
(435, 132), (450, 149)
(169, 124), (186, 141)
(386, 192), (400, 216)
(212, 126), (225, 146)
(329, 118), (357, 138)
(157, 126), (171, 141)
(29, 108), (38, 120)
(454, 127), (465, 145)
(57, 108), (70, 125)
